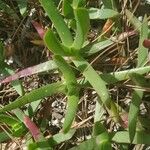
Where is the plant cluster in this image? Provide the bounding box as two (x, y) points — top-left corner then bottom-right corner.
(0, 0), (150, 149)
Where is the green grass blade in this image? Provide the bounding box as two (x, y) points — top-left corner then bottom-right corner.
(128, 73), (149, 142)
(89, 8), (119, 20)
(125, 9), (141, 31)
(72, 8), (90, 50)
(128, 90), (143, 142)
(40, 0), (73, 47)
(54, 55), (79, 133)
(0, 82), (66, 113)
(137, 15), (148, 67)
(0, 114), (26, 137)
(128, 14), (148, 142)
(0, 114), (20, 126)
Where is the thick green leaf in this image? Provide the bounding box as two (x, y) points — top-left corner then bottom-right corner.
(0, 82), (66, 113)
(69, 137), (95, 150)
(53, 55), (78, 97)
(97, 140), (112, 150)
(54, 55), (79, 133)
(48, 129), (75, 146)
(73, 58), (150, 124)
(62, 0), (74, 18)
(63, 94), (79, 133)
(44, 29), (71, 56)
(70, 133), (112, 150)
(93, 121), (108, 137)
(28, 129), (75, 149)
(137, 15), (148, 67)
(40, 0), (73, 47)
(72, 0), (86, 8)
(112, 131), (150, 144)
(71, 130), (150, 149)
(73, 56), (111, 108)
(72, 8), (90, 50)
(96, 132), (112, 150)
(89, 8), (119, 20)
